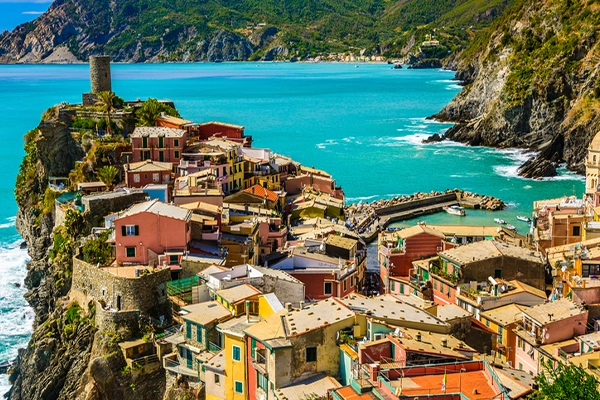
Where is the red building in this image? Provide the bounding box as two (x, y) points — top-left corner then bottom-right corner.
(124, 160), (173, 188)
(155, 113), (196, 134)
(378, 225), (446, 293)
(196, 121), (252, 147)
(130, 126), (186, 163)
(269, 246), (358, 300)
(114, 200), (192, 266)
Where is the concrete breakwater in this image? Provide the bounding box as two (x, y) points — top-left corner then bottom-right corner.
(345, 189), (505, 243)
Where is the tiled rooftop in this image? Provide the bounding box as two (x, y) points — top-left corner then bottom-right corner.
(243, 185), (279, 202)
(275, 372), (341, 400)
(481, 304), (525, 326)
(439, 240), (542, 265)
(216, 283), (262, 305)
(523, 298), (585, 325)
(284, 298), (354, 336)
(181, 301), (230, 326)
(118, 199), (191, 221)
(131, 126), (186, 138)
(125, 160), (172, 172)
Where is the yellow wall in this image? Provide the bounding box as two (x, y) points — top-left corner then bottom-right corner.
(224, 333), (247, 400)
(258, 295), (277, 318)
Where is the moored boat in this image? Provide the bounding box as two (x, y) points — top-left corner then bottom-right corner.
(494, 218), (506, 224)
(506, 224), (516, 231)
(444, 205), (466, 216)
(517, 215), (531, 222)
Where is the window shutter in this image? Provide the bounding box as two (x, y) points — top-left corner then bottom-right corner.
(134, 225), (139, 236)
(121, 226), (126, 236)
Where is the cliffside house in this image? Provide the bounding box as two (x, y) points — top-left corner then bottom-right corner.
(124, 160), (173, 189)
(114, 200), (192, 269)
(130, 126), (187, 163)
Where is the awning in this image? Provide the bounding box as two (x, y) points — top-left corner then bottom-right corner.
(169, 265), (182, 271)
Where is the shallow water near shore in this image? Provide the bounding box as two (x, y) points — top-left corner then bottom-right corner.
(0, 62), (584, 394)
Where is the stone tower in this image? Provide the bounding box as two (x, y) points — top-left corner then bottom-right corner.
(89, 55), (112, 93)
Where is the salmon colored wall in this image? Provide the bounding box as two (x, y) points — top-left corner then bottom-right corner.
(115, 212), (190, 264)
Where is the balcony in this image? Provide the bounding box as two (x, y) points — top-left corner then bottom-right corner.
(163, 353), (198, 378)
(208, 341), (221, 354)
(202, 231), (221, 241)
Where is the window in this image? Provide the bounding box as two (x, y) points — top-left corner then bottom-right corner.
(257, 372), (268, 391)
(159, 151), (164, 162)
(324, 282), (332, 295)
(169, 254), (179, 265)
(235, 381), (243, 394)
(350, 276), (354, 287)
(153, 173), (160, 182)
(158, 136), (164, 148)
(122, 225), (139, 236)
(494, 269), (502, 279)
(174, 139), (179, 147)
(518, 337), (525, 350)
(142, 137), (148, 148)
(164, 174), (170, 182)
(519, 363), (523, 371)
(214, 374), (220, 385)
(133, 174), (140, 183)
(400, 284), (405, 294)
(186, 322), (192, 339)
(174, 150), (180, 159)
(391, 281), (396, 292)
(434, 281), (437, 290)
(196, 326), (202, 343)
(343, 279), (347, 292)
(233, 345), (241, 361)
(573, 226), (581, 236)
(306, 347), (317, 362)
(485, 319), (490, 327)
(126, 247), (136, 257)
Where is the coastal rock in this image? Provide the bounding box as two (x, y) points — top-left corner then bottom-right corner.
(422, 133), (444, 143)
(261, 45), (289, 61)
(407, 58), (443, 69)
(432, 1), (600, 179)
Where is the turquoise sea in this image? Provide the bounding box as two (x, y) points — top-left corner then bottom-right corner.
(0, 62), (584, 394)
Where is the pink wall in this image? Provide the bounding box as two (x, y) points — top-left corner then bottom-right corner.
(115, 212), (190, 264)
(132, 134), (187, 163)
(358, 341), (391, 364)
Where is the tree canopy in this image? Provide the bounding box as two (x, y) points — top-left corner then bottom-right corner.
(534, 359), (600, 400)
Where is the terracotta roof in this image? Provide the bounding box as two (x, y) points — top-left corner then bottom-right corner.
(243, 185), (279, 202)
(481, 304), (525, 327)
(325, 235), (358, 250)
(523, 298), (586, 325)
(156, 114), (193, 125)
(199, 121), (244, 130)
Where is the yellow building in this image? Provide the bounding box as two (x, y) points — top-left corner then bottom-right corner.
(214, 284), (262, 316)
(480, 303), (528, 367)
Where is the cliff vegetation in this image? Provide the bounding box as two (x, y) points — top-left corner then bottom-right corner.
(0, 0), (514, 63)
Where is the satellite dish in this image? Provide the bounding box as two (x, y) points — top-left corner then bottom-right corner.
(545, 333), (550, 340)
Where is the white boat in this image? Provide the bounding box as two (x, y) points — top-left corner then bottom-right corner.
(506, 224), (516, 231)
(517, 215), (531, 223)
(444, 205), (466, 216)
(494, 218), (506, 224)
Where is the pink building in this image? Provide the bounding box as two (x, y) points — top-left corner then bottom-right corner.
(514, 298), (588, 375)
(114, 200), (192, 266)
(130, 126), (187, 163)
(124, 160), (173, 189)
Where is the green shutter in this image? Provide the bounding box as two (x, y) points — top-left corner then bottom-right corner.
(186, 322), (192, 339)
(251, 338), (257, 359)
(400, 284), (404, 294)
(197, 326), (202, 343)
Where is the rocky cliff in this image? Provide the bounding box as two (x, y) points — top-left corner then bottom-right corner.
(434, 0), (600, 178)
(8, 106), (187, 400)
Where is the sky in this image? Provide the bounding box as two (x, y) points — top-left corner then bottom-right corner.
(0, 1), (52, 33)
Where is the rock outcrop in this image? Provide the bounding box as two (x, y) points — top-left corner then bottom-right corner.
(433, 0), (600, 178)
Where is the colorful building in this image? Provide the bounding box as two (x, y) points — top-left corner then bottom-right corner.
(130, 126), (186, 163)
(114, 199), (192, 266)
(124, 160), (173, 189)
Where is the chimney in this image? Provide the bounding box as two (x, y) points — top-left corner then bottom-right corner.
(416, 332), (421, 342)
(299, 301), (305, 310)
(246, 300), (250, 323)
(441, 337), (448, 348)
(285, 303), (292, 313)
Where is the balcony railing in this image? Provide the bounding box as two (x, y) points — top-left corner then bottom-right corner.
(202, 231), (221, 241)
(208, 341), (221, 353)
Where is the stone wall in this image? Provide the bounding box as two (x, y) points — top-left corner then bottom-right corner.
(96, 303), (140, 339)
(72, 257), (171, 318)
(82, 190), (147, 226)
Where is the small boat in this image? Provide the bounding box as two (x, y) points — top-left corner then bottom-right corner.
(494, 218), (506, 225)
(517, 215), (531, 223)
(444, 205), (466, 216)
(506, 224), (516, 231)
(0, 359), (15, 374)
(393, 63), (403, 69)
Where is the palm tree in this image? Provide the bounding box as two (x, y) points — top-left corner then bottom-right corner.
(136, 98), (181, 126)
(96, 165), (119, 190)
(95, 91), (115, 134)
